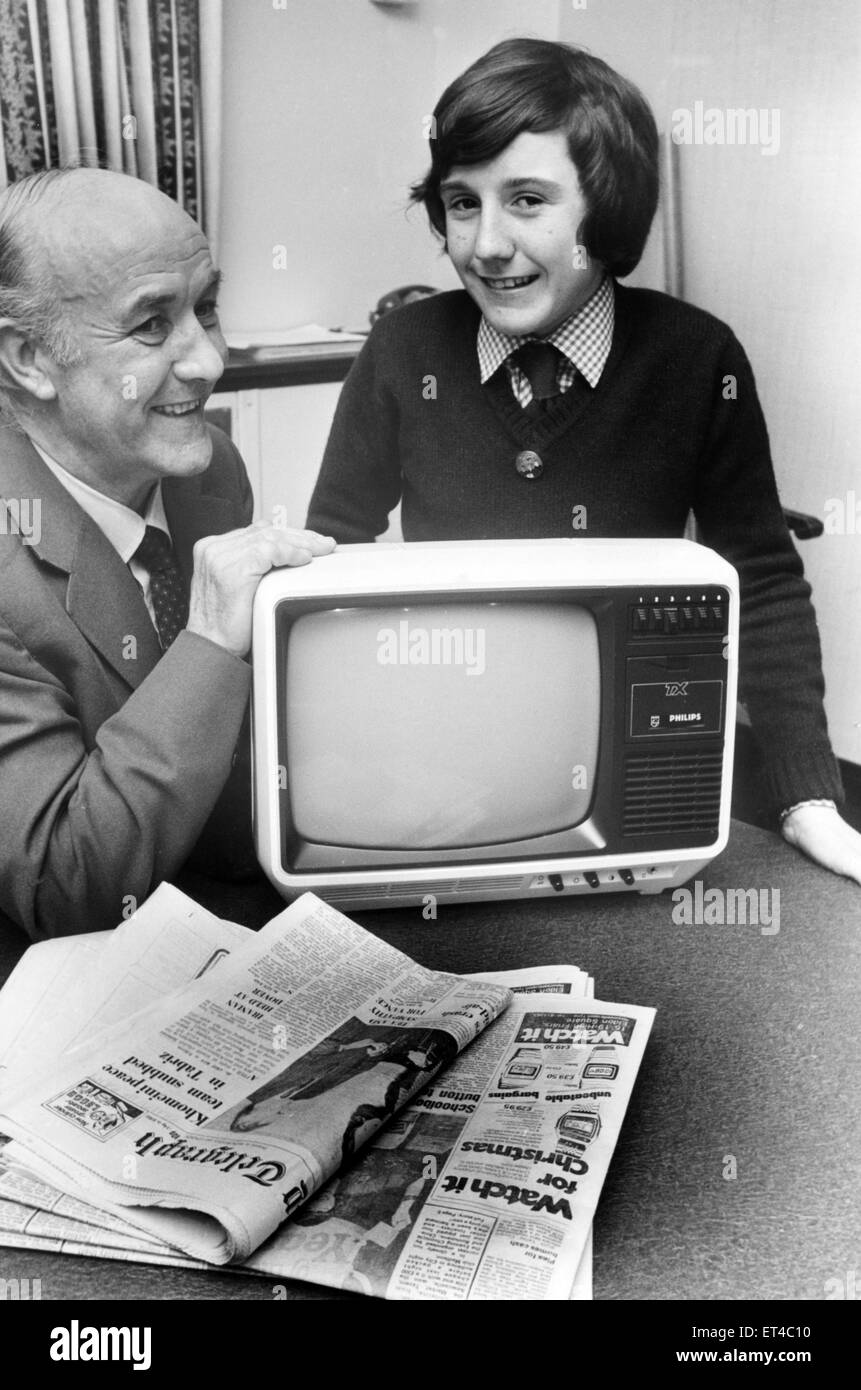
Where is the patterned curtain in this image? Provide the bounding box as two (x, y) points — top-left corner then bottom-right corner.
(0, 0), (222, 248)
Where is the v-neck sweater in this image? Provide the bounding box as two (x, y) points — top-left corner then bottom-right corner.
(307, 285), (843, 815)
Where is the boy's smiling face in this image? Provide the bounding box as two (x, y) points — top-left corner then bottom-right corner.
(441, 129), (604, 337)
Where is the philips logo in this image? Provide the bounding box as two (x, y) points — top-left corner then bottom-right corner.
(664, 682), (689, 697)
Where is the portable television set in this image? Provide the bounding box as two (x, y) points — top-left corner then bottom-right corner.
(252, 538), (738, 911)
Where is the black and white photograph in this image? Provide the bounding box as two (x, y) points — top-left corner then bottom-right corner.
(0, 0), (858, 1355)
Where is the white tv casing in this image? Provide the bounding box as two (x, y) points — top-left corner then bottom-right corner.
(252, 539), (739, 910)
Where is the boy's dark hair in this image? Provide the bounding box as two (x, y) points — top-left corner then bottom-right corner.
(411, 38), (659, 278)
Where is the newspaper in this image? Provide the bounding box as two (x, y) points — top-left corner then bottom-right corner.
(239, 992), (652, 1299)
(0, 977), (601, 1299)
(0, 886), (251, 1091)
(0, 890), (510, 1266)
(0, 890), (654, 1299)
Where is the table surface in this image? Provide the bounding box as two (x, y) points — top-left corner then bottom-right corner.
(1, 820), (858, 1302)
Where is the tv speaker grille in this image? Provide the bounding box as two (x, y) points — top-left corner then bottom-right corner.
(623, 749), (723, 837)
(321, 875), (529, 906)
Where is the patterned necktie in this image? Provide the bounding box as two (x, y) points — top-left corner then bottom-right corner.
(510, 341), (564, 407)
(133, 525), (188, 650)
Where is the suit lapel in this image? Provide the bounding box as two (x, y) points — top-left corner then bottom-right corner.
(64, 530), (163, 686)
(0, 426), (162, 687)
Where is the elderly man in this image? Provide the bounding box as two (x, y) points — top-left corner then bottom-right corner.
(0, 167), (333, 940)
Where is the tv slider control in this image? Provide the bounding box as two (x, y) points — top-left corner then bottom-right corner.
(584, 872), (600, 889)
(548, 874), (564, 893)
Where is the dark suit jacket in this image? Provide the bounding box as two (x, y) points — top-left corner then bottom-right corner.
(0, 423), (255, 941)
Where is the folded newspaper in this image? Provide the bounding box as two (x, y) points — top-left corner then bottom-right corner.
(0, 886), (655, 1300)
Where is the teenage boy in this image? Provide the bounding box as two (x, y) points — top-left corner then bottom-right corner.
(307, 38), (860, 886)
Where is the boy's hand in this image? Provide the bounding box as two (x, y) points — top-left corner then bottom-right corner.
(780, 804), (861, 887)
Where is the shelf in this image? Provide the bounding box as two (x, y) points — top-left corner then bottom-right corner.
(215, 344), (362, 392)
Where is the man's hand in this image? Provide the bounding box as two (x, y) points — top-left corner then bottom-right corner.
(187, 521), (335, 658)
(780, 804), (861, 887)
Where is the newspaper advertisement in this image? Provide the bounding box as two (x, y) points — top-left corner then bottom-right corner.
(241, 992), (653, 1299)
(0, 891), (510, 1266)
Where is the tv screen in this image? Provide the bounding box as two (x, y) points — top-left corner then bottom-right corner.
(285, 602), (600, 850)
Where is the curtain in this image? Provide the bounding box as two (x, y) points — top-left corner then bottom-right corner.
(0, 0), (222, 248)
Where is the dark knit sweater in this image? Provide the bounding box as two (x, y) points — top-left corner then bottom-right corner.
(307, 284), (843, 814)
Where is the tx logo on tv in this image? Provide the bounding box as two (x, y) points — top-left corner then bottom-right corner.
(664, 681), (689, 697)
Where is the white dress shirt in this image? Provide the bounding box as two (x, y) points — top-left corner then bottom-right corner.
(477, 274), (615, 406)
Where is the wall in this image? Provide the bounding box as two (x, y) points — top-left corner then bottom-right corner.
(669, 0), (861, 763)
(218, 0), (559, 333)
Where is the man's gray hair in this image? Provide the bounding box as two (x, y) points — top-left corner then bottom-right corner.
(0, 169), (83, 418)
